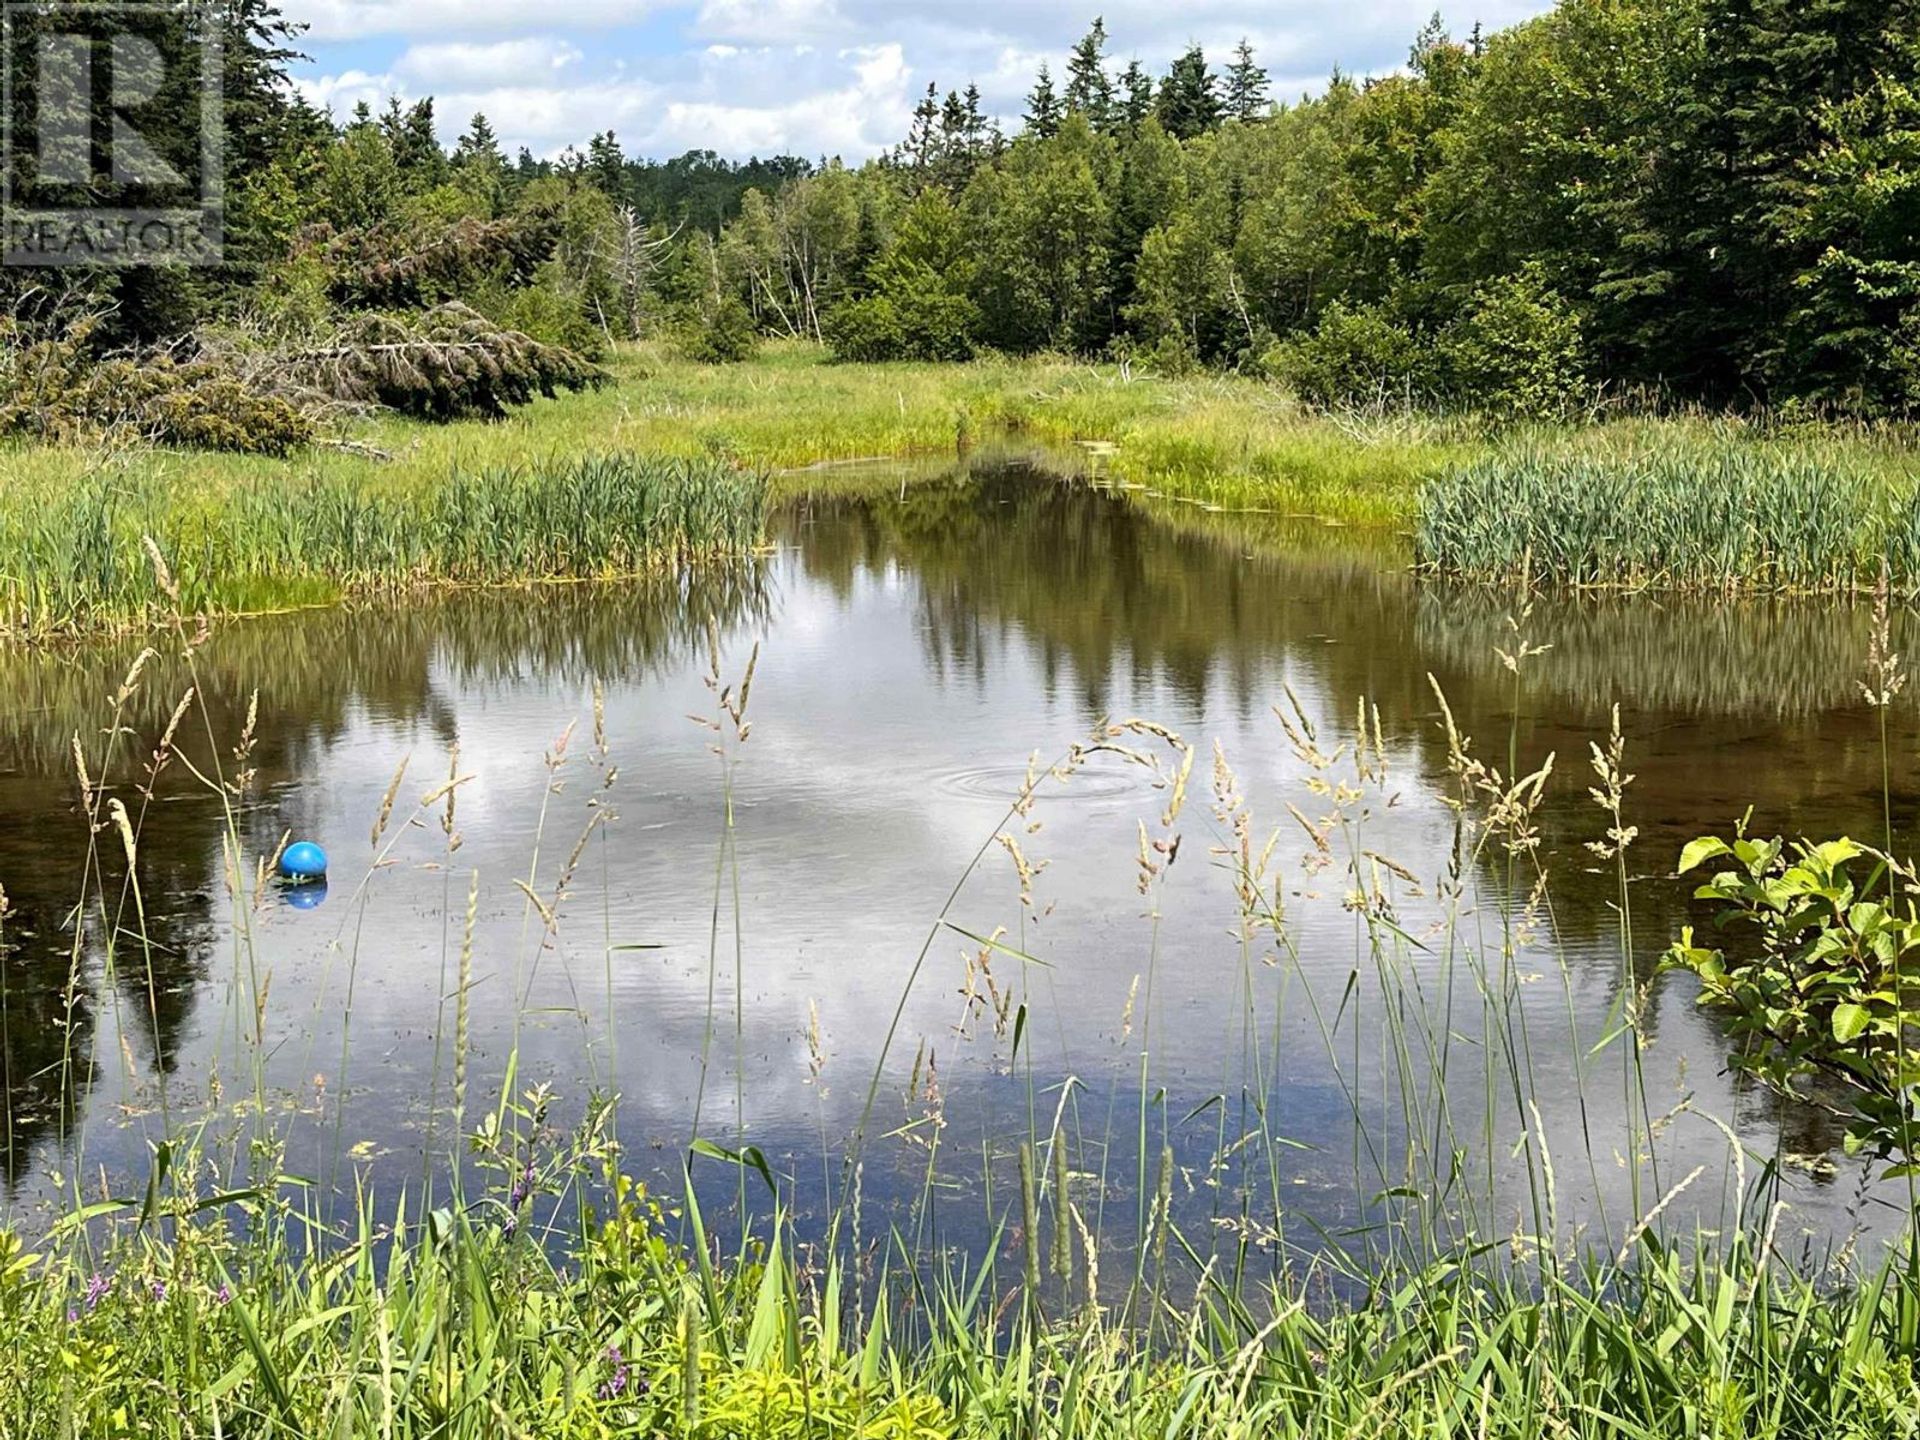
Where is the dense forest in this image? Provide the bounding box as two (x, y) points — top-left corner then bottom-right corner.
(4, 0), (1918, 454)
(685, 1), (1920, 418)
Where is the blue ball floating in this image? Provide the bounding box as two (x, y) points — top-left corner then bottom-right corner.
(280, 841), (329, 884)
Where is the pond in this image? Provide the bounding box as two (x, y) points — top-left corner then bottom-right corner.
(1, 451), (1912, 1268)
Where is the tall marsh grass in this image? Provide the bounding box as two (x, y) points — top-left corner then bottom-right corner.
(0, 453), (766, 636)
(4, 1139), (1914, 1438)
(17, 346), (1920, 642)
(1418, 436), (1920, 592)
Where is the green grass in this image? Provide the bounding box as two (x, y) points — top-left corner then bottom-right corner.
(7, 1129), (1915, 1439)
(15, 344), (1920, 632)
(1417, 426), (1920, 592)
(0, 343), (1467, 638)
(322, 340), (1467, 521)
(0, 453), (766, 638)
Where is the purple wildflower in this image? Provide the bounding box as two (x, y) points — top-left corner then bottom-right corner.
(214, 1284), (232, 1307)
(598, 1345), (630, 1401)
(508, 1161), (536, 1210)
(82, 1272), (110, 1314)
(65, 1308), (78, 1324)
(150, 1281), (168, 1304)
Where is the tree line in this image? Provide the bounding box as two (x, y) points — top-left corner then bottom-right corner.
(4, 0), (1917, 445)
(685, 3), (1920, 418)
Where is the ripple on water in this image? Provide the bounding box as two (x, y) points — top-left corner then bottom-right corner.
(934, 763), (1145, 804)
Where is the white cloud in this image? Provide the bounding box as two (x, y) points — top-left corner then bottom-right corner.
(288, 0), (653, 42)
(644, 42), (909, 157)
(299, 39), (913, 160)
(693, 0), (841, 47)
(293, 67), (396, 118)
(679, 0), (1557, 144)
(292, 1), (1560, 159)
(394, 38), (583, 90)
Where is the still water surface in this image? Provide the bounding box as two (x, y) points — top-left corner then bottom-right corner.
(2, 454), (1913, 1260)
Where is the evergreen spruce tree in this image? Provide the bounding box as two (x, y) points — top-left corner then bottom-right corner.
(378, 96), (407, 149)
(907, 83), (942, 177)
(452, 113), (508, 213)
(220, 0), (312, 172)
(1065, 17), (1115, 128)
(587, 131), (628, 201)
(377, 97), (446, 187)
(1224, 40), (1268, 122)
(404, 100), (444, 181)
(847, 193), (887, 297)
(1156, 45), (1221, 139)
(937, 90), (978, 189)
(1026, 64), (1062, 139)
(1656, 0), (1919, 400)
(963, 83), (987, 152)
(1118, 60), (1155, 128)
(1766, 0), (1920, 407)
(454, 113), (504, 171)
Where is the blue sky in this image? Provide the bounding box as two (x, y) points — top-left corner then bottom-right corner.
(283, 1), (1554, 162)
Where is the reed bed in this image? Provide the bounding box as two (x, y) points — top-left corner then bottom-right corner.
(0, 453), (767, 636)
(1417, 436), (1920, 592)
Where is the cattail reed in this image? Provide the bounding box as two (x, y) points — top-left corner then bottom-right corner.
(1051, 1132), (1072, 1282)
(1419, 439), (1900, 592)
(1018, 1141), (1041, 1295)
(454, 873), (476, 1128)
(679, 1286), (704, 1431)
(0, 457), (768, 639)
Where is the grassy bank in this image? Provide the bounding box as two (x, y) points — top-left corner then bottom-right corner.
(10, 343), (1920, 634)
(1, 343), (1461, 635)
(7, 1125), (1913, 1439)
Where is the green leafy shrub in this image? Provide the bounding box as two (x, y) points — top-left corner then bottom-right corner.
(1440, 266), (1590, 420)
(1265, 301), (1433, 408)
(823, 279), (977, 363)
(678, 295), (760, 364)
(1667, 833), (1920, 1168)
(469, 259), (609, 360)
(821, 294), (904, 361)
(824, 190), (978, 362)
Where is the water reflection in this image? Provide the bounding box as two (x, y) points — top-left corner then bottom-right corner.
(0, 454), (1907, 1257)
(0, 572), (770, 1187)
